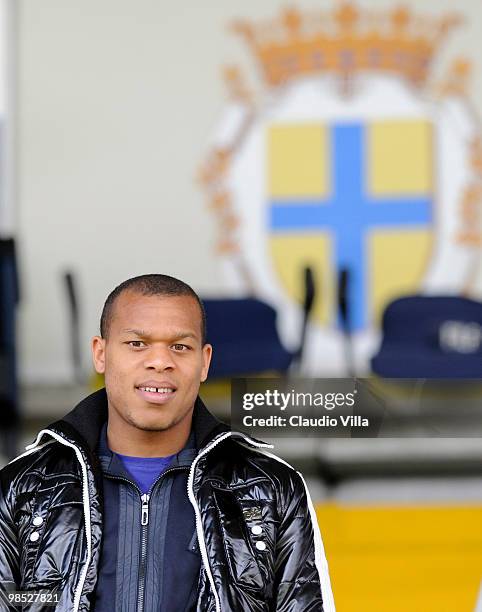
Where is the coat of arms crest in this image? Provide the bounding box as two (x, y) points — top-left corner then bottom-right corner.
(200, 3), (482, 374)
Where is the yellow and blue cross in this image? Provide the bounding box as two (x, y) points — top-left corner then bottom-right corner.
(268, 122), (433, 330)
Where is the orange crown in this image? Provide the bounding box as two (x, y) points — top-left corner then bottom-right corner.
(232, 3), (461, 87)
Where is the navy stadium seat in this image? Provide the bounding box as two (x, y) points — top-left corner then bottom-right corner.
(203, 298), (293, 378)
(0, 238), (20, 458)
(371, 296), (482, 378)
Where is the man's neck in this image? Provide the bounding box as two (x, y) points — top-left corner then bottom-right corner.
(106, 415), (192, 457)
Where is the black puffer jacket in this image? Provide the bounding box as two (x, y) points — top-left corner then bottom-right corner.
(0, 389), (335, 611)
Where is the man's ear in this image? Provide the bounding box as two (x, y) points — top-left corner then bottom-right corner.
(200, 343), (212, 383)
(92, 336), (106, 374)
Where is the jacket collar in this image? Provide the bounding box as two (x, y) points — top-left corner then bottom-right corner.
(97, 421), (198, 479)
(46, 387), (230, 458)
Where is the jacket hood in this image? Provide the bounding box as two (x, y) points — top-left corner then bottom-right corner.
(46, 387), (231, 457)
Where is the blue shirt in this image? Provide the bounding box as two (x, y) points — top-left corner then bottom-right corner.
(114, 452), (176, 494)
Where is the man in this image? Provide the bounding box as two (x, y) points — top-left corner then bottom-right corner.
(0, 274), (335, 611)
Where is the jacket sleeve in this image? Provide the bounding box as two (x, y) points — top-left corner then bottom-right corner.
(0, 468), (21, 596)
(273, 470), (335, 612)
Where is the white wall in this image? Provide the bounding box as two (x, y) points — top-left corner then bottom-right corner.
(16, 0), (482, 382)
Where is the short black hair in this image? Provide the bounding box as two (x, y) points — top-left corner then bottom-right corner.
(100, 274), (207, 344)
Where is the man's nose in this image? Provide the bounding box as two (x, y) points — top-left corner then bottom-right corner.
(143, 346), (175, 371)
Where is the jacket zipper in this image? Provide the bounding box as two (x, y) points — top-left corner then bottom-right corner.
(104, 467), (186, 612)
(138, 493), (149, 612)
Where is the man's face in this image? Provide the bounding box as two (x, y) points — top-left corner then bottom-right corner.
(91, 291), (212, 433)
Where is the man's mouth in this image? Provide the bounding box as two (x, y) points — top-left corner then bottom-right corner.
(138, 386), (174, 394)
(135, 383), (177, 404)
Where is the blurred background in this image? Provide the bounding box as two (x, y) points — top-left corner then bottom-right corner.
(2, 1), (482, 610)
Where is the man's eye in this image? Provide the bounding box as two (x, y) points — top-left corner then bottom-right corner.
(173, 343), (190, 351)
(127, 341), (145, 348)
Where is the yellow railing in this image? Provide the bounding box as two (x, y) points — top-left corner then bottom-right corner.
(316, 503), (482, 612)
